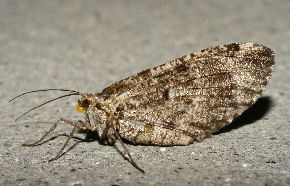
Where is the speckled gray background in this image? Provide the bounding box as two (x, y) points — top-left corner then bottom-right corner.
(0, 0), (289, 185)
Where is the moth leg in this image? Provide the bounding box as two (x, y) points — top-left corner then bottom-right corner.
(48, 126), (77, 162)
(112, 125), (145, 174)
(78, 120), (94, 131)
(84, 112), (93, 128)
(23, 118), (86, 147)
(100, 123), (110, 140)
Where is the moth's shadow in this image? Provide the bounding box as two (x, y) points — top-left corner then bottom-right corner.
(214, 96), (273, 135)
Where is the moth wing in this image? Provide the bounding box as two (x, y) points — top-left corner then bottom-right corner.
(101, 43), (274, 140)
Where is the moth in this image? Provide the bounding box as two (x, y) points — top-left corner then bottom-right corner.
(10, 43), (275, 173)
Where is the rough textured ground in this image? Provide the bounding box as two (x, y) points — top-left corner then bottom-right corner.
(0, 0), (289, 185)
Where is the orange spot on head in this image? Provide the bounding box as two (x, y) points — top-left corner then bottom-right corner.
(76, 103), (85, 113)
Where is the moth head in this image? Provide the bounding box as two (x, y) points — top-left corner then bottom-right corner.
(76, 96), (92, 113)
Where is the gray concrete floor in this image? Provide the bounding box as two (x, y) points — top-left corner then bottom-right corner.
(0, 0), (289, 185)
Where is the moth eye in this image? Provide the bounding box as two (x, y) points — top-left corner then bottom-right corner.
(82, 99), (90, 107)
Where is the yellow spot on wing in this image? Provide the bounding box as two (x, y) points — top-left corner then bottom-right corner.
(145, 124), (153, 132)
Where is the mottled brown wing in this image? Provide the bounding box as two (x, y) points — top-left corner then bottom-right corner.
(101, 43), (274, 139)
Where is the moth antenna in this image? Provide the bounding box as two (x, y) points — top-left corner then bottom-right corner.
(9, 89), (79, 102)
(15, 92), (80, 121)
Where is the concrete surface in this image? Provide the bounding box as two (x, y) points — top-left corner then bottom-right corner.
(0, 0), (289, 185)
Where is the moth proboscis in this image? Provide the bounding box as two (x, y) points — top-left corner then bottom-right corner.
(10, 43), (275, 173)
